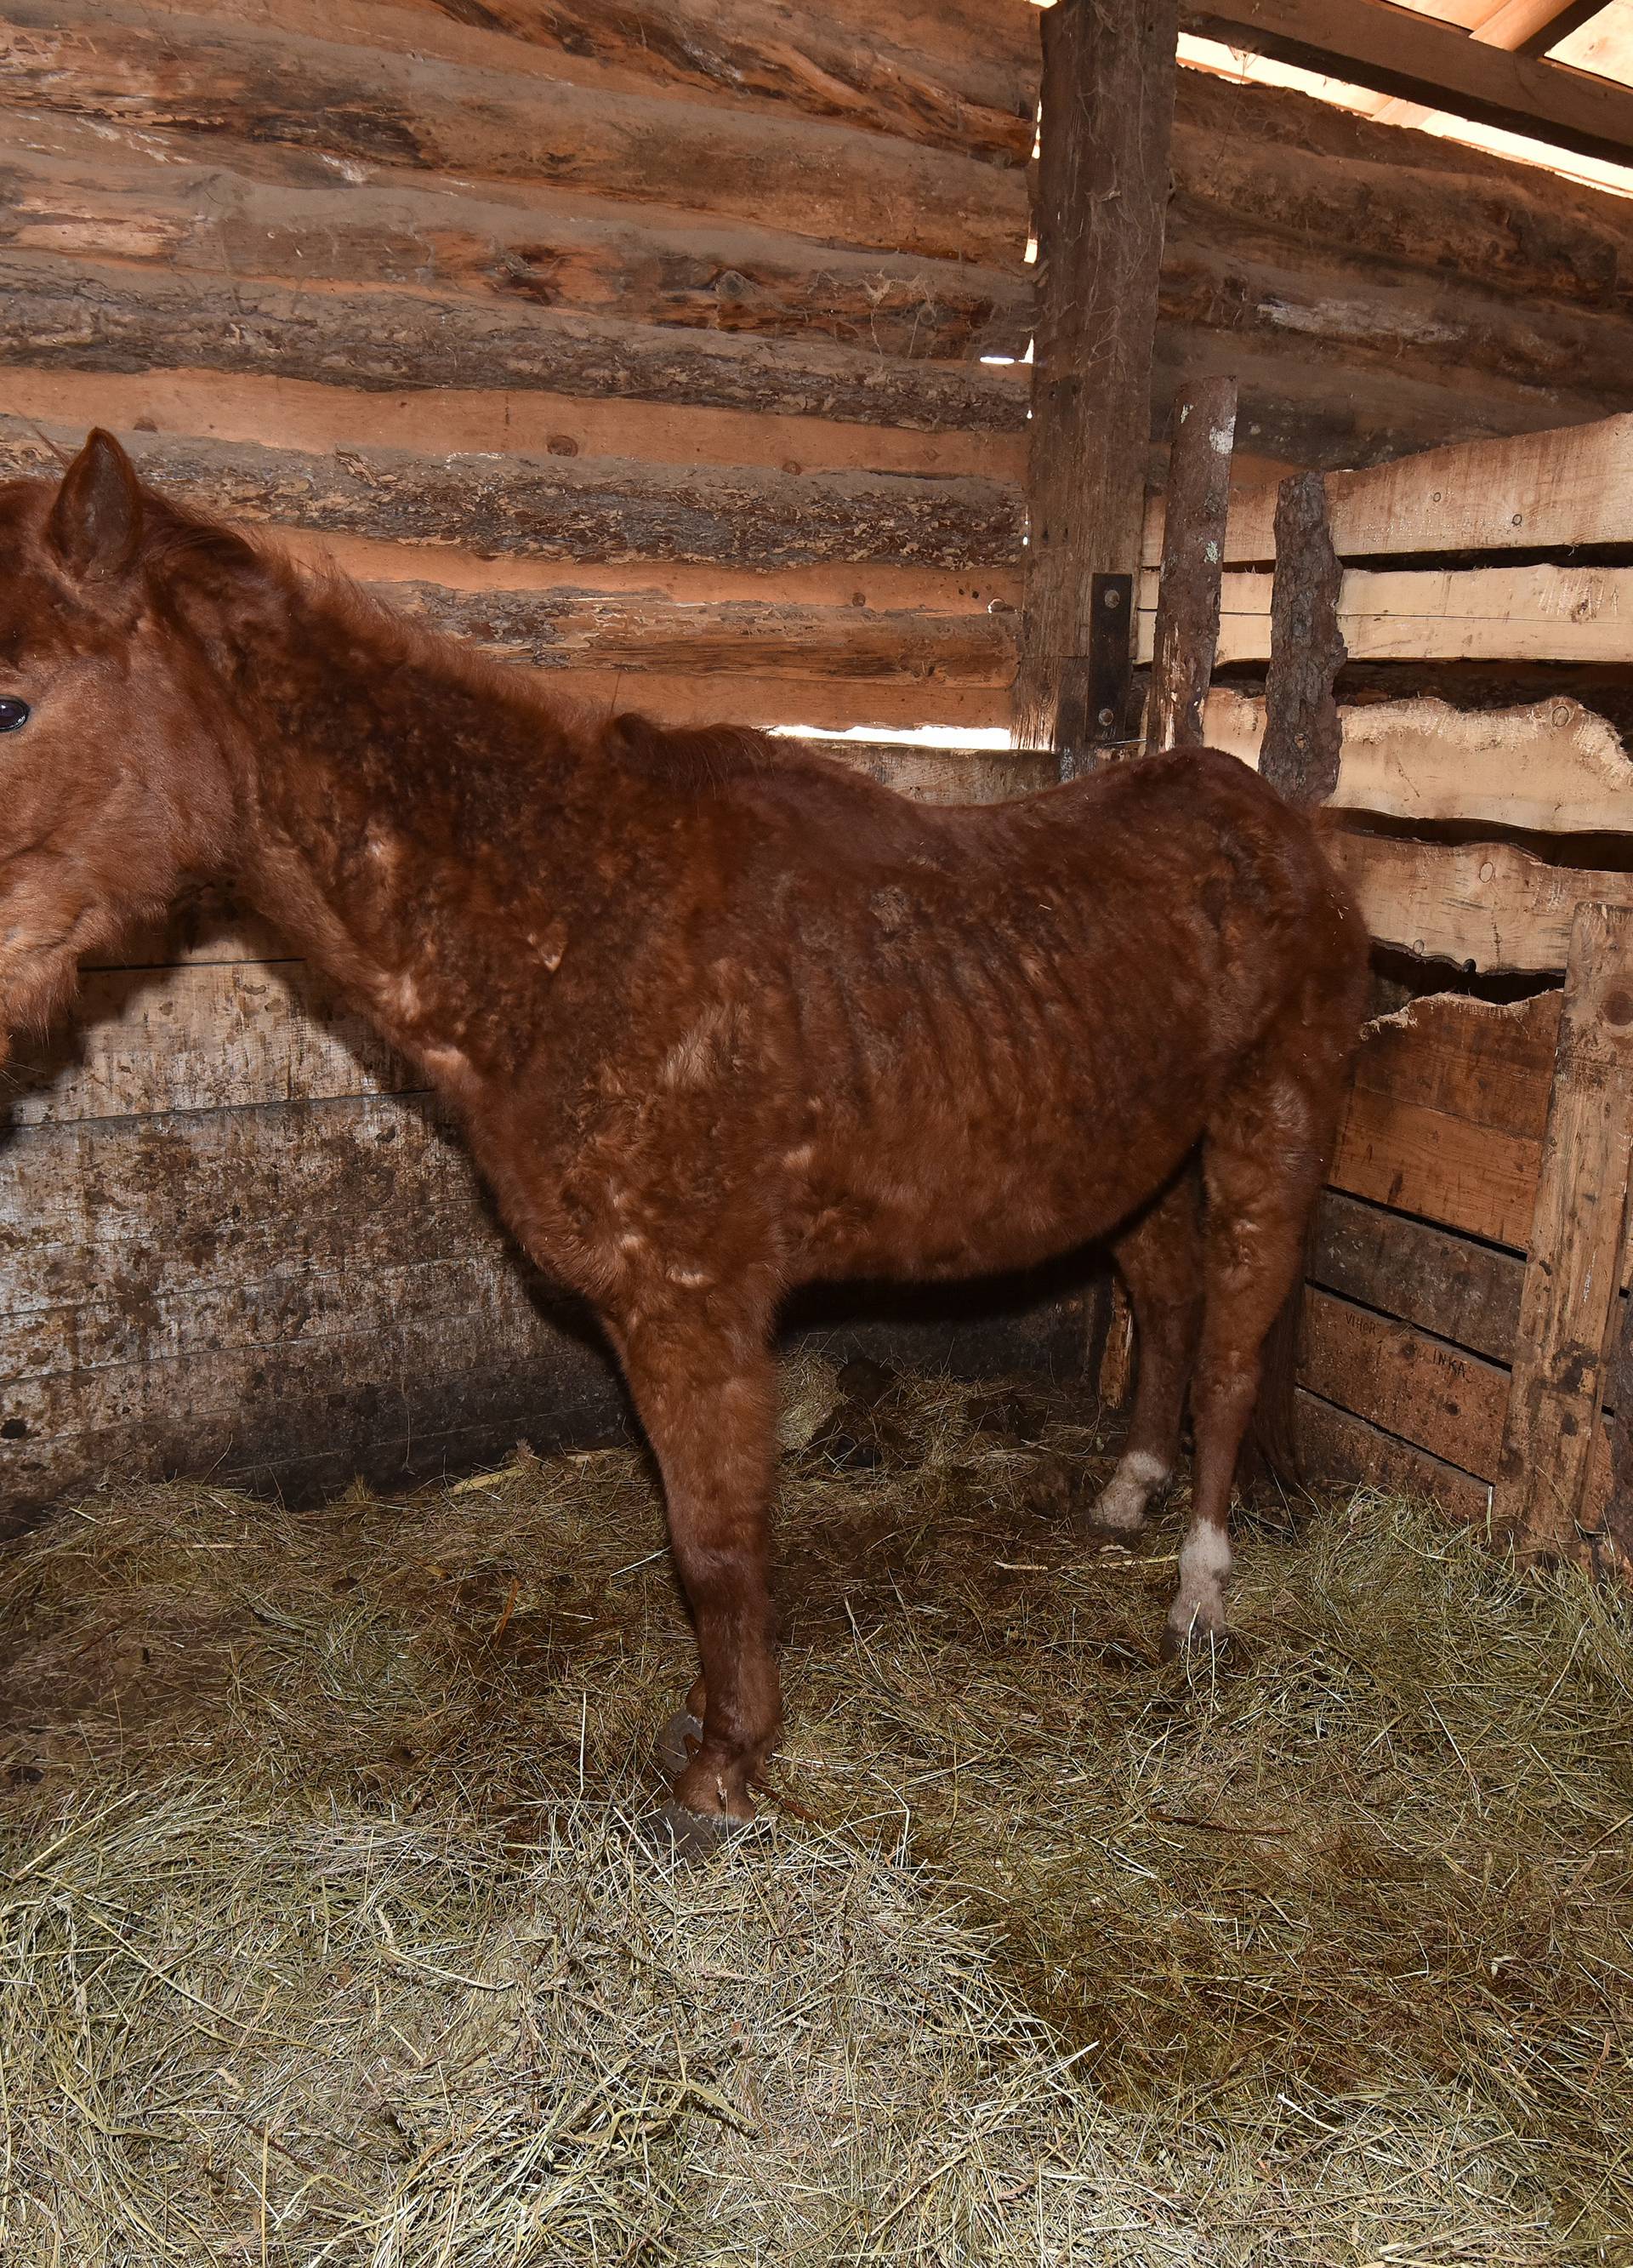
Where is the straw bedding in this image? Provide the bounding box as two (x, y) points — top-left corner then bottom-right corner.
(1, 1359), (1629, 2265)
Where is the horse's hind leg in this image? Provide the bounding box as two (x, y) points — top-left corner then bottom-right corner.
(1164, 1046), (1341, 1656)
(1084, 1169), (1202, 1535)
(612, 1311), (780, 1826)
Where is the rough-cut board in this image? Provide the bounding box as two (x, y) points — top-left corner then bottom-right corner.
(0, 1), (1030, 265)
(1494, 903), (1633, 1558)
(1298, 1285), (1510, 1481)
(1309, 1188), (1525, 1367)
(0, 419), (1022, 576)
(1143, 563), (1633, 667)
(1329, 990), (1560, 1250)
(6, 960), (410, 1126)
(1203, 692), (1633, 838)
(1295, 1388), (1492, 1523)
(0, 1092), (627, 1510)
(0, 256), (1029, 440)
(1199, 410), (1633, 567)
(1327, 831), (1633, 975)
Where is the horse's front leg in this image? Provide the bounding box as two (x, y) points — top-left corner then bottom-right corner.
(608, 1302), (781, 1827)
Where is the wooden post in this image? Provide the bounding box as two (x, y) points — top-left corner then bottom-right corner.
(1146, 375), (1238, 755)
(1602, 1291), (1633, 1578)
(1493, 902), (1633, 1561)
(1013, 0), (1180, 778)
(1260, 469), (1348, 807)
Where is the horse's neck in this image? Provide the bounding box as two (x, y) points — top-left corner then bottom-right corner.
(218, 570), (585, 1038)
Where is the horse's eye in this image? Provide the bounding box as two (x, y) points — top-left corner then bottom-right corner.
(0, 698), (29, 732)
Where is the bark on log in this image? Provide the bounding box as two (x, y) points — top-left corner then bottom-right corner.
(111, 0), (1043, 161)
(0, 0), (1029, 265)
(1146, 376), (1237, 756)
(1260, 471), (1346, 805)
(0, 256), (1027, 437)
(381, 584), (1017, 683)
(0, 134), (1033, 364)
(0, 417), (1025, 573)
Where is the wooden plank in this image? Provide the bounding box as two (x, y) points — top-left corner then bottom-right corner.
(1146, 377), (1237, 755)
(1203, 692), (1633, 839)
(1143, 562), (1633, 666)
(1325, 831), (1633, 975)
(1181, 0), (1633, 168)
(0, 419), (1023, 576)
(5, 960), (410, 1126)
(0, 254), (1028, 440)
(1331, 1084), (1541, 1251)
(1493, 903), (1633, 1558)
(1206, 411), (1633, 567)
(1298, 1286), (1510, 1479)
(1309, 1189), (1526, 1365)
(1352, 990), (1559, 1144)
(1295, 1388), (1493, 1523)
(0, 0), (1031, 265)
(0, 140), (1033, 367)
(1601, 1294), (1633, 1572)
(1260, 471), (1346, 804)
(1011, 0), (1178, 764)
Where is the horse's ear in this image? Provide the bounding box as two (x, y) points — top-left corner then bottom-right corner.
(46, 429), (145, 583)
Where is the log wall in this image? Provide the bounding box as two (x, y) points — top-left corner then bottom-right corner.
(0, 0), (1055, 1516)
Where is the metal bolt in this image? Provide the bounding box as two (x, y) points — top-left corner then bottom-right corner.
(1102, 586), (1123, 608)
(1096, 707), (1117, 730)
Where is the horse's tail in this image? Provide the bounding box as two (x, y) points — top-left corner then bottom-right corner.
(1240, 1220), (1315, 1495)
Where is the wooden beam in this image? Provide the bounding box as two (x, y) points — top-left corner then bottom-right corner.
(1602, 1287), (1633, 1575)
(1260, 471), (1346, 804)
(1494, 903), (1633, 1559)
(1325, 830), (1633, 976)
(1186, 413), (1633, 567)
(1506, 0), (1609, 60)
(1146, 377), (1238, 755)
(1181, 0), (1633, 168)
(1013, 0), (1179, 770)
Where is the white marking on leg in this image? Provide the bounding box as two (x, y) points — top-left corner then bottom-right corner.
(1166, 1518), (1232, 1640)
(1088, 1448), (1169, 1533)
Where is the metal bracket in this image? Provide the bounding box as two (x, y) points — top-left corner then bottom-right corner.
(1056, 573), (1135, 779)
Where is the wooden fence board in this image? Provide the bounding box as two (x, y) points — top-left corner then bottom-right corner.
(1310, 1190), (1525, 1366)
(1325, 833), (1633, 976)
(1203, 692), (1633, 839)
(1298, 1286), (1510, 1479)
(1295, 1388), (1493, 1523)
(1331, 1086), (1541, 1252)
(1494, 903), (1633, 1556)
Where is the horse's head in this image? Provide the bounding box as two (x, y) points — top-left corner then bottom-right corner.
(0, 429), (242, 1069)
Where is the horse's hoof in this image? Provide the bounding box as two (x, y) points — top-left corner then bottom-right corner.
(635, 1798), (749, 1868)
(655, 1708), (703, 1781)
(1159, 1621), (1235, 1665)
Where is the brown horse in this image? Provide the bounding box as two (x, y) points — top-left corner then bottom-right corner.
(0, 431), (1368, 1838)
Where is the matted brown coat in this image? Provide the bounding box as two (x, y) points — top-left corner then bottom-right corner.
(0, 433), (1368, 1838)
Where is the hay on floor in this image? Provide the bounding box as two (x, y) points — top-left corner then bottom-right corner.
(1, 1362), (1630, 2265)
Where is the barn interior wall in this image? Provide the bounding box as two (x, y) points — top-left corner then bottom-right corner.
(5, 0), (1633, 1513)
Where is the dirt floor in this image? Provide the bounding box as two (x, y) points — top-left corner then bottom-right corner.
(1, 1357), (1630, 2265)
